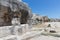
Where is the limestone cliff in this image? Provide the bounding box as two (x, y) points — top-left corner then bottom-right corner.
(0, 0), (32, 26)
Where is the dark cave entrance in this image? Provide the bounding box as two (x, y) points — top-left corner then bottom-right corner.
(20, 9), (29, 24)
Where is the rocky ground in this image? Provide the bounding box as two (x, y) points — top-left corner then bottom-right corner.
(0, 22), (60, 40)
(22, 22), (60, 40)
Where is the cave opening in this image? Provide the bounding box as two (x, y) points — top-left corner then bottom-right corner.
(20, 9), (29, 24)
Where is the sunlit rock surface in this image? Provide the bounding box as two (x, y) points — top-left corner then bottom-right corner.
(0, 24), (30, 40)
(0, 0), (32, 26)
(0, 0), (60, 40)
(0, 21), (60, 40)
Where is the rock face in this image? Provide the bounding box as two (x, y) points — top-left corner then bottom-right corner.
(0, 0), (32, 26)
(0, 24), (29, 40)
(32, 14), (49, 25)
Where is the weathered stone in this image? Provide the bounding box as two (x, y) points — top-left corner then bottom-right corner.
(0, 0), (32, 26)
